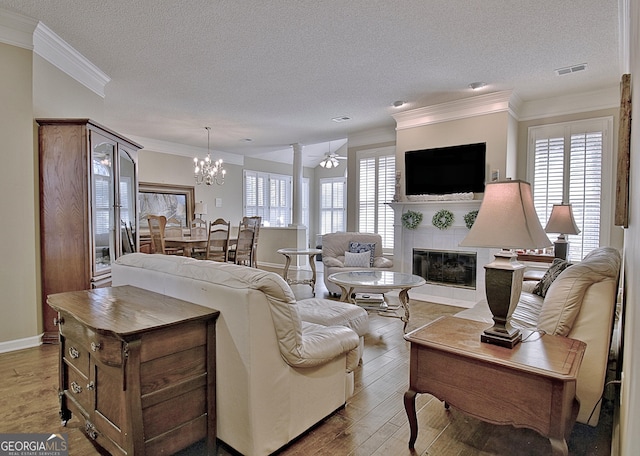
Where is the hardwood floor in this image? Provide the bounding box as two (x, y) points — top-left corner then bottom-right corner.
(0, 265), (614, 455)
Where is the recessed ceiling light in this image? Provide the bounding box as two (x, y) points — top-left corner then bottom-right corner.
(331, 115), (351, 123)
(468, 82), (487, 90)
(554, 63), (587, 76)
(392, 100), (405, 108)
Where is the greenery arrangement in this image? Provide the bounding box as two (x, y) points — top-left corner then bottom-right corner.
(432, 209), (454, 230)
(401, 210), (423, 230)
(464, 210), (479, 229)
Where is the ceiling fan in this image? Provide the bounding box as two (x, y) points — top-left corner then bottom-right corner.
(319, 152), (347, 168)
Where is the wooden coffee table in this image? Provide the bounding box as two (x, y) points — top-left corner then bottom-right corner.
(404, 316), (586, 456)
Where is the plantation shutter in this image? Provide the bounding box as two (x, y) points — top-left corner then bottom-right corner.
(529, 118), (610, 260)
(320, 178), (345, 234)
(357, 148), (396, 250)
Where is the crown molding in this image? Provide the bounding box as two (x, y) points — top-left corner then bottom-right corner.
(33, 22), (110, 98)
(517, 85), (620, 121)
(393, 90), (520, 130)
(0, 8), (37, 49)
(126, 134), (245, 166)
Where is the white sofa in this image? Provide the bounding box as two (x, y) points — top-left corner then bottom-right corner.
(322, 232), (393, 296)
(455, 246), (621, 426)
(112, 253), (369, 456)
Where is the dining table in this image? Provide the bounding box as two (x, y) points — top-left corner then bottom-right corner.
(164, 236), (208, 257)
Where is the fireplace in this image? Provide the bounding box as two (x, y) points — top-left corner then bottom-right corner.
(413, 249), (476, 289)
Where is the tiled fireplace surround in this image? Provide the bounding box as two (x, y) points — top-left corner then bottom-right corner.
(390, 200), (494, 308)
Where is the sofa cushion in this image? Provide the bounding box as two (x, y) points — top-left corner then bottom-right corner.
(344, 250), (371, 268)
(537, 247), (620, 336)
(297, 298), (369, 337)
(348, 241), (376, 266)
(532, 258), (571, 297)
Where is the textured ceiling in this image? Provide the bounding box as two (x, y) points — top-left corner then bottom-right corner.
(0, 0), (622, 165)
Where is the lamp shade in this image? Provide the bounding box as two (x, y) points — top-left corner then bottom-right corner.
(544, 204), (580, 235)
(459, 179), (551, 250)
(194, 202), (208, 215)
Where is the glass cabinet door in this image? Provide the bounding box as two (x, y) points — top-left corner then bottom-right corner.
(118, 147), (137, 255)
(91, 133), (116, 278)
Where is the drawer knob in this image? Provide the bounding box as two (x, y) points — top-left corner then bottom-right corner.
(53, 316), (64, 326)
(85, 421), (98, 440)
(68, 347), (80, 359)
(70, 381), (82, 394)
(90, 342), (102, 352)
(86, 381), (95, 391)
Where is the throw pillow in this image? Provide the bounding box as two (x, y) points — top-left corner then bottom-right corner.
(532, 259), (571, 298)
(344, 250), (372, 268)
(349, 241), (376, 267)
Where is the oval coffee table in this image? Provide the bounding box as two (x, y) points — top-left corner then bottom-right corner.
(328, 270), (426, 331)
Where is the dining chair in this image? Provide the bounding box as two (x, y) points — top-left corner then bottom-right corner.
(191, 218), (207, 238)
(147, 215), (167, 254)
(234, 227), (256, 267)
(240, 216), (262, 268)
(206, 218), (231, 262)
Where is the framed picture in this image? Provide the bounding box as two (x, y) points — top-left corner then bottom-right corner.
(139, 182), (195, 231)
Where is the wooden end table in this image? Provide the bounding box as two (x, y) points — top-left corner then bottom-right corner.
(403, 316), (585, 456)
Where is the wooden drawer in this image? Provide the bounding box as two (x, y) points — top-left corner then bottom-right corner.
(62, 337), (90, 377)
(59, 314), (123, 366)
(65, 363), (91, 414)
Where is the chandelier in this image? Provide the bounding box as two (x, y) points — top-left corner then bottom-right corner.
(194, 127), (226, 185)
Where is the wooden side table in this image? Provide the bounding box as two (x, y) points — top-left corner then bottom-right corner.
(48, 286), (220, 456)
(404, 316), (585, 456)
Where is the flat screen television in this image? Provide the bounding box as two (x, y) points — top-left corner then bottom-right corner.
(404, 142), (486, 195)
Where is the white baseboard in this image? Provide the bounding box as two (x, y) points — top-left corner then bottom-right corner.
(0, 334), (43, 354)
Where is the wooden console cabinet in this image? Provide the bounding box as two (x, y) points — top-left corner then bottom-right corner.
(48, 286), (219, 456)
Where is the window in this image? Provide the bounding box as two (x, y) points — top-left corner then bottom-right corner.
(319, 177), (346, 234)
(528, 117), (613, 260)
(357, 147), (396, 250)
(244, 170), (292, 226)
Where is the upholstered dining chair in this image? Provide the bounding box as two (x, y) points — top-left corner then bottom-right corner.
(206, 218), (231, 262)
(234, 227), (256, 266)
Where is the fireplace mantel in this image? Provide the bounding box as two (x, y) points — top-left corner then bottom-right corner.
(389, 199), (490, 308)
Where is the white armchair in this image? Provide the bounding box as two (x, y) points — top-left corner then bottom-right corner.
(322, 232), (393, 296)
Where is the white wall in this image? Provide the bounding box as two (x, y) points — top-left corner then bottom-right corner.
(619, 0), (639, 453)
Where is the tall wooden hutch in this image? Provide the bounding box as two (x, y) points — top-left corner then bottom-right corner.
(38, 119), (142, 343)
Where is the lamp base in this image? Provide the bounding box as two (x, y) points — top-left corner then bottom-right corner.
(482, 250), (525, 349)
(481, 331), (523, 348)
(554, 237), (568, 260)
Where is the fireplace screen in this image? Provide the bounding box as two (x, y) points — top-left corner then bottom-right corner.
(413, 249), (476, 289)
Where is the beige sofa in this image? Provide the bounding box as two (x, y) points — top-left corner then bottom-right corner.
(112, 253), (369, 456)
(455, 246), (621, 426)
(322, 232), (393, 296)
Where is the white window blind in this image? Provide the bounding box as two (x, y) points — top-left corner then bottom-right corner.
(320, 177), (346, 234)
(243, 170), (293, 226)
(92, 160), (112, 235)
(529, 118), (612, 260)
(357, 147), (396, 250)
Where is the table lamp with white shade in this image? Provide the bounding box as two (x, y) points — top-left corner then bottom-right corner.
(459, 179), (551, 348)
(544, 203), (580, 261)
(194, 201), (208, 221)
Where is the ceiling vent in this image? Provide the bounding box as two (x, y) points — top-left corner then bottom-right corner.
(555, 63), (587, 76)
(331, 115), (351, 123)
